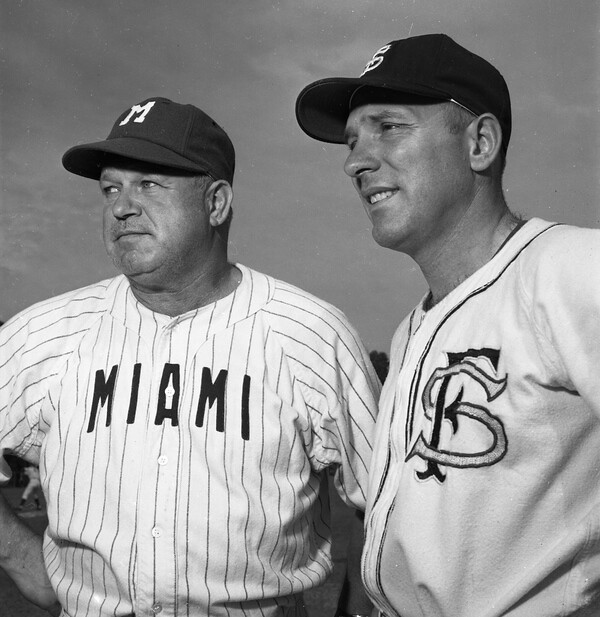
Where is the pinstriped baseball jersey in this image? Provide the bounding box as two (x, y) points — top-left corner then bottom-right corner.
(0, 263), (380, 617)
(362, 219), (600, 617)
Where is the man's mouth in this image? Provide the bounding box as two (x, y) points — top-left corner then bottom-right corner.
(115, 229), (146, 240)
(368, 190), (397, 205)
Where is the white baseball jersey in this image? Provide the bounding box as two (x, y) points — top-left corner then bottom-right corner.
(0, 263), (380, 617)
(362, 219), (600, 617)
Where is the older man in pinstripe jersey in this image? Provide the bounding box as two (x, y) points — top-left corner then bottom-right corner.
(0, 98), (379, 617)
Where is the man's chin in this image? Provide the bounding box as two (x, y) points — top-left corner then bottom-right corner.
(372, 228), (399, 250)
(113, 257), (158, 281)
(370, 221), (414, 254)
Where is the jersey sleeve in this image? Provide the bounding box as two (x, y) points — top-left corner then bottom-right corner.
(521, 226), (600, 417)
(324, 324), (380, 511)
(0, 315), (42, 483)
(287, 304), (381, 511)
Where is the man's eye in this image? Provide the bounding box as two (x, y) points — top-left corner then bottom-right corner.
(141, 180), (157, 189)
(346, 139), (357, 151)
(381, 122), (404, 131)
(102, 185), (118, 196)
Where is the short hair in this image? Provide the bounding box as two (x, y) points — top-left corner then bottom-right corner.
(443, 102), (476, 135)
(193, 174), (234, 234)
(442, 102), (507, 176)
(192, 173), (213, 192)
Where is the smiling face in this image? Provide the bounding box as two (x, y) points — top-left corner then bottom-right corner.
(343, 100), (476, 258)
(100, 161), (213, 290)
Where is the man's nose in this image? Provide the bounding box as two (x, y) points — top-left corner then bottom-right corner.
(111, 189), (142, 219)
(343, 138), (380, 178)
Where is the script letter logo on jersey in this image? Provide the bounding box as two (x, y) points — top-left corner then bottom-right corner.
(407, 348), (508, 483)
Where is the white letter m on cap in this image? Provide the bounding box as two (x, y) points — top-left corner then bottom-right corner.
(119, 101), (156, 126)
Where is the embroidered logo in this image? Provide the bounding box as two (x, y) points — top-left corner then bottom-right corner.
(407, 348), (508, 482)
(360, 44), (392, 76)
(119, 101), (156, 126)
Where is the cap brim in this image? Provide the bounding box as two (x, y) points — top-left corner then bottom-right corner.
(62, 138), (210, 180)
(295, 78), (367, 144)
(296, 77), (453, 144)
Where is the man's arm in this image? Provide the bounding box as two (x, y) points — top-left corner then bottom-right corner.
(335, 509), (375, 617)
(0, 491), (61, 616)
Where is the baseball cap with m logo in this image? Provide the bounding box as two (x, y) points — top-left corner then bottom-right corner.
(62, 97), (235, 183)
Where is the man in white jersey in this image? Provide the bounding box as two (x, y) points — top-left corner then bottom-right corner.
(296, 34), (600, 616)
(0, 97), (379, 616)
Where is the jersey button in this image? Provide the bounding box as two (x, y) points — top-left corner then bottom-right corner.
(157, 455), (168, 465)
(152, 602), (163, 613)
(151, 527), (162, 538)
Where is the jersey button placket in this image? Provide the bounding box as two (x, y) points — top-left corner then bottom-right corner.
(136, 325), (178, 616)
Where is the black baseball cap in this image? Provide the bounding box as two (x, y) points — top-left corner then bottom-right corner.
(296, 34), (511, 150)
(62, 97), (235, 183)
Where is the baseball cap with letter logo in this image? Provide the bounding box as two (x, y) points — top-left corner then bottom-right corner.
(296, 33), (511, 151)
(361, 44), (392, 75)
(62, 97), (235, 183)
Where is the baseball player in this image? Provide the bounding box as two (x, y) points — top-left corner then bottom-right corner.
(0, 97), (380, 616)
(18, 465), (42, 510)
(296, 34), (600, 616)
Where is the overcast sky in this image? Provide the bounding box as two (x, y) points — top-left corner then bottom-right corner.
(1, 0), (599, 351)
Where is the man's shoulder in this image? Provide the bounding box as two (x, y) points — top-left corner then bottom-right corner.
(517, 219), (600, 273)
(242, 264), (362, 347)
(273, 278), (343, 315)
(1, 276), (126, 341)
(497, 219), (600, 319)
(269, 274), (353, 331)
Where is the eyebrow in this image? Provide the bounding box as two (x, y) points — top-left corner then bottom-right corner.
(99, 169), (117, 182)
(344, 108), (414, 142)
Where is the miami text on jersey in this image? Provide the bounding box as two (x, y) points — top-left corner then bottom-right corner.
(88, 363), (251, 439)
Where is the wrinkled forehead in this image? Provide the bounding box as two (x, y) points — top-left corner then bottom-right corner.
(99, 155), (200, 179)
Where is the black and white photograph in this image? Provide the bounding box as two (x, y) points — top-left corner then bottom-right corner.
(1, 1), (599, 616)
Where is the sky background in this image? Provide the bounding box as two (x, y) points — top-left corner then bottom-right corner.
(1, 0), (599, 352)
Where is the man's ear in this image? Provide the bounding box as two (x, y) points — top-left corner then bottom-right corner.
(205, 179), (233, 226)
(467, 113), (503, 172)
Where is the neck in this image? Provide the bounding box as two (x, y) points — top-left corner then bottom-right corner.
(128, 261), (241, 317)
(420, 203), (521, 309)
